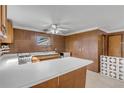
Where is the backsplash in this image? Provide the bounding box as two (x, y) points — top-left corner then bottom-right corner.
(8, 28), (65, 53)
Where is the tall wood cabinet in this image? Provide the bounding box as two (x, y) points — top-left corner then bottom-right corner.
(1, 6), (7, 29)
(65, 30), (105, 72)
(0, 5), (7, 31)
(0, 5), (7, 38)
(0, 5), (14, 43)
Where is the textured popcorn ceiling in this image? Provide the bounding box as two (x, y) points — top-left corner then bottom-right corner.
(7, 5), (124, 35)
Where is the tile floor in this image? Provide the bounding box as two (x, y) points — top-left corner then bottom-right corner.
(86, 70), (124, 88)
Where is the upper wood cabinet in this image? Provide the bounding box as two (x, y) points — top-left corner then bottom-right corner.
(0, 5), (7, 39)
(1, 6), (7, 28)
(2, 20), (14, 43)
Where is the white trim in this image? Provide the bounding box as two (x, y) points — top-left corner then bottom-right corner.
(97, 27), (124, 33)
(98, 28), (108, 33)
(13, 25), (44, 33)
(106, 28), (124, 33)
(13, 25), (124, 36)
(65, 27), (124, 36)
(13, 25), (66, 36)
(65, 27), (98, 36)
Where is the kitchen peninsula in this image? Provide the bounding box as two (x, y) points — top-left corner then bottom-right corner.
(0, 54), (92, 88)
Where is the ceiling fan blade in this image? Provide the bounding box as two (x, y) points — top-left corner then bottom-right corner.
(57, 30), (69, 33)
(57, 28), (68, 31)
(41, 24), (52, 28)
(42, 28), (49, 32)
(57, 25), (72, 29)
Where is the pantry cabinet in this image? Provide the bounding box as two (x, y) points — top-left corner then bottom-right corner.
(2, 20), (14, 43)
(65, 30), (106, 72)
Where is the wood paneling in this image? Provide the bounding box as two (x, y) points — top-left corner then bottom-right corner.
(9, 28), (65, 53)
(31, 77), (58, 88)
(65, 30), (106, 72)
(59, 67), (86, 88)
(52, 34), (65, 52)
(108, 35), (122, 57)
(100, 35), (108, 55)
(8, 28), (106, 72)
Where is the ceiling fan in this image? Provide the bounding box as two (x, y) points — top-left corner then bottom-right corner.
(42, 24), (69, 35)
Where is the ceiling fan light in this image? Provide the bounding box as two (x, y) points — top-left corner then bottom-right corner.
(55, 30), (59, 34)
(51, 24), (57, 29)
(51, 29), (55, 34)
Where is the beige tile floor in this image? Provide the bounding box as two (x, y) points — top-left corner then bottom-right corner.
(86, 70), (124, 88)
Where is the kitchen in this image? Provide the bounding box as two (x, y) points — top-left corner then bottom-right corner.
(0, 5), (124, 88)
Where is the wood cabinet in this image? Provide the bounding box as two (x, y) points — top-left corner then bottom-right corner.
(104, 32), (124, 58)
(2, 20), (14, 43)
(31, 67), (86, 88)
(59, 67), (86, 88)
(31, 77), (58, 88)
(0, 5), (1, 43)
(32, 54), (60, 63)
(0, 5), (7, 38)
(65, 30), (106, 72)
(1, 6), (7, 28)
(108, 35), (122, 57)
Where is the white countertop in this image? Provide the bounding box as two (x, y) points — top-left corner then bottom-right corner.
(0, 54), (93, 88)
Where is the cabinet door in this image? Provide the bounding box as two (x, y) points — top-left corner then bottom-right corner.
(0, 6), (2, 33)
(0, 6), (2, 42)
(108, 35), (122, 57)
(59, 67), (86, 88)
(2, 20), (14, 43)
(31, 77), (58, 88)
(1, 5), (7, 28)
(0, 5), (7, 40)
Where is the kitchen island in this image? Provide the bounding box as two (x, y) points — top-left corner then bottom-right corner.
(0, 55), (93, 88)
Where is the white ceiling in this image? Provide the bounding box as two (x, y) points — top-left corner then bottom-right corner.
(7, 5), (124, 35)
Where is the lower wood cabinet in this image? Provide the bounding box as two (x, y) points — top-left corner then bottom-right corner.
(31, 78), (58, 88)
(59, 67), (86, 88)
(31, 67), (86, 88)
